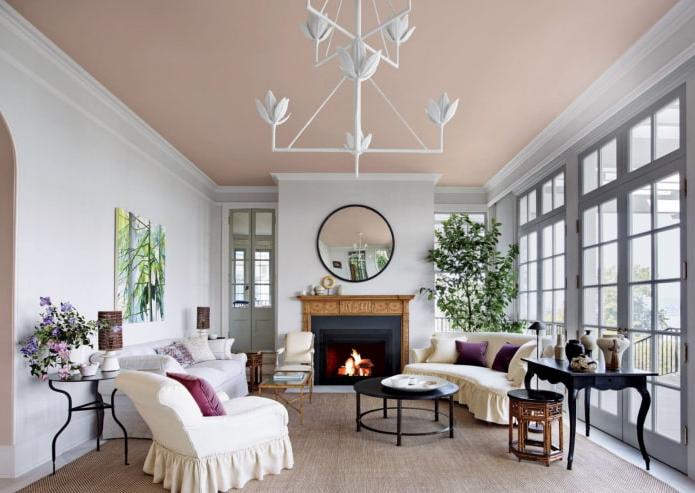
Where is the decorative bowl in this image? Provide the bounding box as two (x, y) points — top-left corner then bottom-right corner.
(79, 362), (100, 377)
(381, 374), (448, 392)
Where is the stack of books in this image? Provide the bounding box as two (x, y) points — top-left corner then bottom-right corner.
(272, 371), (305, 382)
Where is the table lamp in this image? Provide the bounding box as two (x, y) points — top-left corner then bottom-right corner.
(526, 321), (545, 433)
(97, 311), (123, 372)
(197, 306), (210, 338)
(527, 321), (544, 361)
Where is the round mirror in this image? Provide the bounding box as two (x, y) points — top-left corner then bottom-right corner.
(317, 205), (394, 282)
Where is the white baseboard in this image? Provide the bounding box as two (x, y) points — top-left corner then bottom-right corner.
(0, 445), (14, 478)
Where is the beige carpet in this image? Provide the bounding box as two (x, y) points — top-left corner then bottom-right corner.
(20, 393), (675, 493)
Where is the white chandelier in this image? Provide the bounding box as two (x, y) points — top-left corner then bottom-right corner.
(255, 0), (459, 177)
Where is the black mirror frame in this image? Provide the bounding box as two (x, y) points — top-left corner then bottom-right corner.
(316, 204), (395, 283)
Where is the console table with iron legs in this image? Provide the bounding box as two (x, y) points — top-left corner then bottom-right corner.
(522, 357), (657, 471)
(48, 371), (129, 475)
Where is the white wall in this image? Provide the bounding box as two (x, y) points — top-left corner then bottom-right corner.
(0, 6), (215, 477)
(276, 176), (436, 352)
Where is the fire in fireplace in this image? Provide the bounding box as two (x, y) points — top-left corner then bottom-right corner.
(337, 349), (374, 377)
(323, 341), (386, 383)
(312, 315), (401, 385)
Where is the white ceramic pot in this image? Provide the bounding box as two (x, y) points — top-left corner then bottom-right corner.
(597, 335), (631, 370)
(80, 362), (100, 377)
(580, 329), (598, 357)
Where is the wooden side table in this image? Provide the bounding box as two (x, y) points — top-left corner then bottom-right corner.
(508, 389), (563, 467)
(245, 352), (263, 392)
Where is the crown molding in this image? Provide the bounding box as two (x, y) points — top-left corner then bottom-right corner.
(215, 185), (278, 193)
(485, 0), (695, 204)
(271, 172), (442, 183)
(212, 185), (279, 203)
(0, 1), (217, 200)
(434, 186), (485, 194)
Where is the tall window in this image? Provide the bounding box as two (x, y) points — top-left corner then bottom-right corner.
(518, 170), (566, 331)
(434, 212), (486, 332)
(578, 89), (685, 469)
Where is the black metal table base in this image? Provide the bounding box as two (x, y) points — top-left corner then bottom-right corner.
(48, 380), (129, 475)
(356, 395), (454, 446)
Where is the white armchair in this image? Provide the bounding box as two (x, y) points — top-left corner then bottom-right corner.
(116, 371), (293, 492)
(276, 332), (315, 396)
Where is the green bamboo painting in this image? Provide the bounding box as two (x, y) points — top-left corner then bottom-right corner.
(115, 208), (165, 323)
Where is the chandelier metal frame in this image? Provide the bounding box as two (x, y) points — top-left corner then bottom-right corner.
(255, 0), (459, 176)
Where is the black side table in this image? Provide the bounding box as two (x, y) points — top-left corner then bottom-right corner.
(48, 370), (128, 475)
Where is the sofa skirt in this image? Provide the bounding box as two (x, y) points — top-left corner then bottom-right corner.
(403, 367), (510, 425)
(144, 435), (294, 492)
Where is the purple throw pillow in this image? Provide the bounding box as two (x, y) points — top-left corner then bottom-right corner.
(491, 343), (521, 373)
(166, 372), (226, 417)
(155, 342), (195, 368)
(455, 340), (488, 367)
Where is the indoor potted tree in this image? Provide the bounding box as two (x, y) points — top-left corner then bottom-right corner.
(421, 214), (520, 332)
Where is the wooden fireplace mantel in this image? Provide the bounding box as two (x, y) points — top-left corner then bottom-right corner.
(297, 294), (414, 371)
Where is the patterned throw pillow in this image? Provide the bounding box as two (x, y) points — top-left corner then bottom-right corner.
(155, 342), (195, 368)
(181, 336), (216, 363)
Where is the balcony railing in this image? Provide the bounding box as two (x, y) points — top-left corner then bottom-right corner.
(631, 330), (680, 376)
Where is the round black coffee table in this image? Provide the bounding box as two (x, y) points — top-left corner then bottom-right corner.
(353, 377), (459, 446)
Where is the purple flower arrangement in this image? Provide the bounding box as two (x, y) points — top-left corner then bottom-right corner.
(19, 297), (99, 380)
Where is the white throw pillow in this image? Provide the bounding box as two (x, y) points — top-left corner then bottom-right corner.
(207, 338), (235, 360)
(181, 336), (216, 363)
(507, 340), (537, 386)
(425, 336), (467, 364)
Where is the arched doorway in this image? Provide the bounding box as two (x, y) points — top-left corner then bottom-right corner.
(0, 113), (15, 446)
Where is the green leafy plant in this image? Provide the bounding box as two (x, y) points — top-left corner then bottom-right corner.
(421, 214), (520, 332)
(19, 297), (100, 380)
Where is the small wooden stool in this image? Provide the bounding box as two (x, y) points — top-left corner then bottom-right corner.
(245, 352), (263, 392)
(508, 389), (563, 466)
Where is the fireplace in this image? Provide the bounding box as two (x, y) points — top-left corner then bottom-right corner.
(312, 315), (401, 385)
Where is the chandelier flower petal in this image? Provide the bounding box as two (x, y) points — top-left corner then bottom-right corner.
(344, 130), (373, 153)
(255, 90), (291, 125)
(337, 39), (381, 81)
(426, 92), (459, 126)
(300, 12), (333, 42)
(385, 15), (415, 44)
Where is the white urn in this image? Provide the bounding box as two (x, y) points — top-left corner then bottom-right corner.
(597, 335), (631, 370)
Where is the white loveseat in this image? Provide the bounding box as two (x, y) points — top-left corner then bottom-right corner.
(96, 337), (248, 439)
(404, 332), (537, 425)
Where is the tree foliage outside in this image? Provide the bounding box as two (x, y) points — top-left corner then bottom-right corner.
(421, 214), (520, 332)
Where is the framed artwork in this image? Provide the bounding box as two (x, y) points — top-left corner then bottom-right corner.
(115, 208), (166, 323)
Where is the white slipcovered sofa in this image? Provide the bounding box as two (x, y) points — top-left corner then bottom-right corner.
(96, 337), (248, 439)
(116, 371), (293, 492)
(404, 331), (537, 425)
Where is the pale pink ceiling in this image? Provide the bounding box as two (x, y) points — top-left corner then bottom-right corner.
(8, 0), (676, 186)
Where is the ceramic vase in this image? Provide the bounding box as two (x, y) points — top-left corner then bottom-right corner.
(554, 333), (565, 361)
(580, 329), (597, 357)
(597, 335), (631, 370)
(565, 339), (584, 361)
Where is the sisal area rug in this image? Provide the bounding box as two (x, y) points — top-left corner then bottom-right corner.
(20, 393), (675, 493)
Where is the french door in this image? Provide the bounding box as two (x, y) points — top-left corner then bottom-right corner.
(579, 155), (687, 471)
(228, 209), (275, 352)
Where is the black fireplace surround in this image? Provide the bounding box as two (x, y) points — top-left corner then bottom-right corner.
(312, 315), (401, 385)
